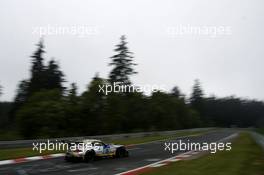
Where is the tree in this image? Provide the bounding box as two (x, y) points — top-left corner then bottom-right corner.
(16, 90), (66, 138)
(121, 91), (149, 132)
(190, 79), (206, 123)
(12, 40), (66, 120)
(0, 84), (2, 97)
(68, 83), (78, 104)
(80, 75), (107, 135)
(0, 102), (13, 129)
(171, 86), (185, 100)
(190, 79), (204, 109)
(29, 39), (46, 94)
(12, 40), (46, 121)
(12, 40), (46, 122)
(9, 80), (30, 122)
(203, 96), (264, 127)
(109, 35), (137, 85)
(63, 83), (80, 136)
(14, 80), (30, 105)
(149, 91), (182, 130)
(45, 59), (65, 92)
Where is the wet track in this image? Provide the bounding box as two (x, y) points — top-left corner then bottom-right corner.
(0, 130), (235, 175)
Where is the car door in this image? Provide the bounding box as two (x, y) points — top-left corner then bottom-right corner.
(102, 143), (111, 155)
(93, 141), (104, 155)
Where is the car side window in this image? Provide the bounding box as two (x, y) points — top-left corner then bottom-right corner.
(93, 141), (104, 147)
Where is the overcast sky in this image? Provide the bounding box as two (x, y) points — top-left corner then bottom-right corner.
(0, 0), (264, 101)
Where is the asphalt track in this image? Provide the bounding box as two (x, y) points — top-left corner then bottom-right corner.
(0, 130), (236, 175)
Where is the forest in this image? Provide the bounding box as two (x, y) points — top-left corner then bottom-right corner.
(0, 36), (263, 139)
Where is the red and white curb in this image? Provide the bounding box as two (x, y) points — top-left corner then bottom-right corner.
(0, 145), (138, 167)
(0, 145), (135, 166)
(115, 151), (197, 175)
(0, 153), (65, 166)
(0, 146), (137, 166)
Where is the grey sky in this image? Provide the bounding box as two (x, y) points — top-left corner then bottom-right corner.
(0, 0), (264, 101)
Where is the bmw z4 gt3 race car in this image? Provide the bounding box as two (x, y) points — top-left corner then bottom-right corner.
(65, 139), (129, 162)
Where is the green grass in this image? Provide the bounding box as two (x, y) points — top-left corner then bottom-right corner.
(0, 148), (62, 160)
(0, 130), (23, 141)
(256, 128), (264, 135)
(143, 133), (264, 175)
(0, 130), (210, 160)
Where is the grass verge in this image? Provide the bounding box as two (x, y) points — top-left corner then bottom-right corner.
(256, 128), (264, 135)
(0, 129), (210, 160)
(143, 132), (264, 175)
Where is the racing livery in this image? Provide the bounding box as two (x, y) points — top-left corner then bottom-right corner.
(65, 139), (129, 162)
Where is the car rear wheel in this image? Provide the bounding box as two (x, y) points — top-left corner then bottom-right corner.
(65, 156), (72, 162)
(115, 147), (129, 158)
(84, 150), (95, 162)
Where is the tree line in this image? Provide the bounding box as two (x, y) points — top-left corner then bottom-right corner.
(0, 36), (263, 139)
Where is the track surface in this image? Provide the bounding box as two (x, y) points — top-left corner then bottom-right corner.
(0, 130), (235, 175)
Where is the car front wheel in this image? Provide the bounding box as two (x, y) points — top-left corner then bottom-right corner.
(84, 150), (95, 162)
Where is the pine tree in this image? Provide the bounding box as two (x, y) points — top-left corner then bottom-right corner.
(171, 86), (182, 98)
(29, 39), (46, 94)
(64, 82), (80, 135)
(30, 39), (65, 93)
(0, 84), (2, 97)
(13, 39), (66, 121)
(10, 80), (30, 121)
(80, 75), (107, 134)
(46, 59), (65, 92)
(14, 39), (45, 106)
(14, 80), (30, 105)
(190, 79), (205, 121)
(68, 83), (78, 104)
(190, 79), (203, 105)
(109, 35), (137, 85)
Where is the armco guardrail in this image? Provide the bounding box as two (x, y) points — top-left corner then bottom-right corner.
(0, 128), (214, 149)
(251, 132), (264, 150)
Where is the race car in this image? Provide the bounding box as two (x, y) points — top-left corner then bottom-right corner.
(65, 139), (129, 162)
